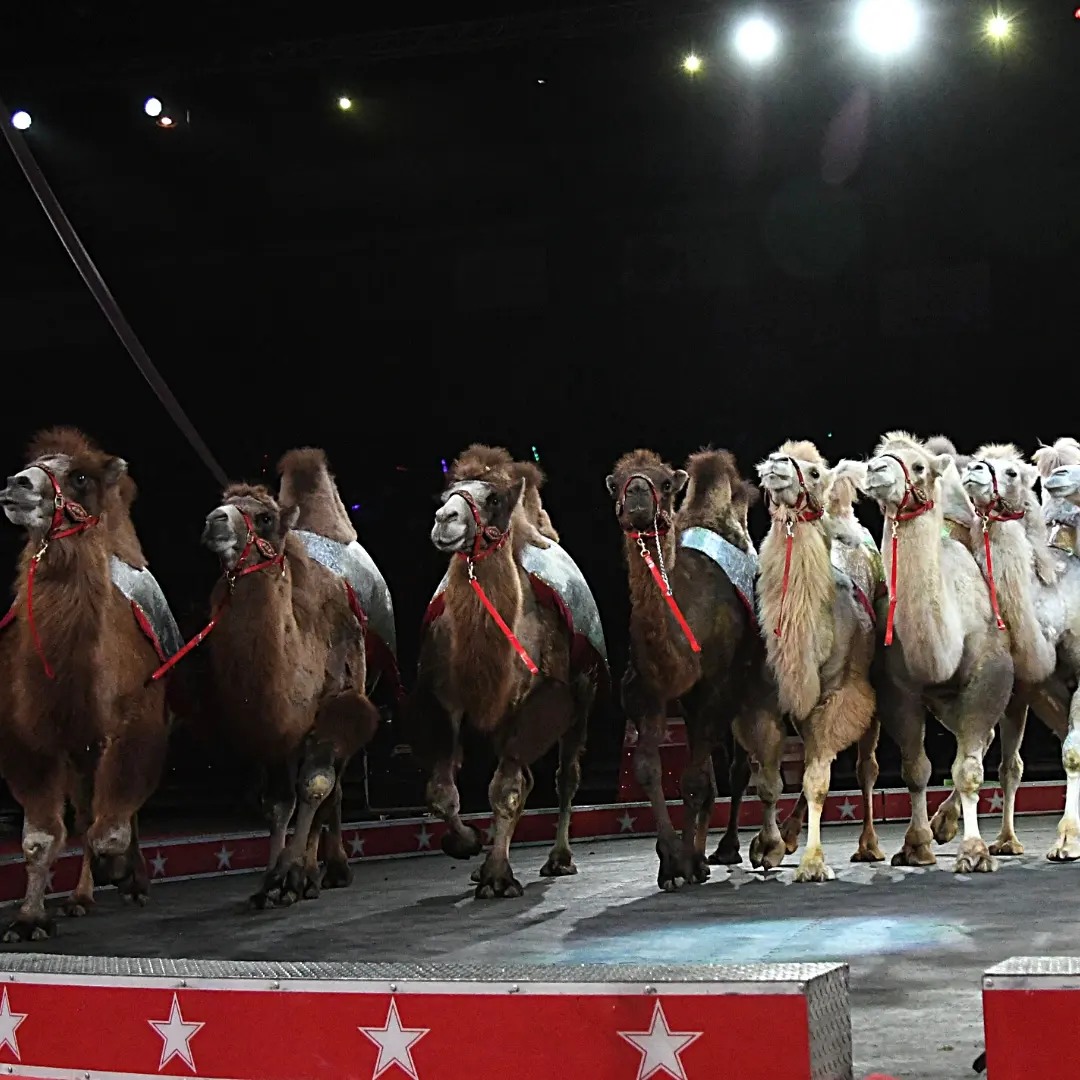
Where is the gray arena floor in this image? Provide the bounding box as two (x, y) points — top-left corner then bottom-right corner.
(8, 815), (1079, 1079)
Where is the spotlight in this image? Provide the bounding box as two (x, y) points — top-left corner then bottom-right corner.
(986, 12), (1011, 39)
(733, 16), (780, 64)
(853, 0), (919, 56)
(10, 111), (31, 131)
(144, 96), (163, 117)
(157, 116), (175, 128)
(337, 96), (353, 111)
(682, 52), (703, 74)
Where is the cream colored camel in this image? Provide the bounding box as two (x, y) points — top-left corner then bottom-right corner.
(840, 433), (1013, 873)
(757, 442), (881, 881)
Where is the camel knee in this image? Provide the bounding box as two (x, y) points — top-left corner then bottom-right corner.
(900, 752), (931, 792)
(1000, 753), (1024, 785)
(299, 768), (335, 804)
(87, 820), (132, 859)
(952, 755), (983, 796)
(1063, 731), (1080, 776)
(489, 763), (525, 816)
(680, 763), (711, 805)
(21, 829), (58, 866)
(633, 745), (662, 790)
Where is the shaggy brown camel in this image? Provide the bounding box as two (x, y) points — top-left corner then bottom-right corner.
(757, 442), (882, 880)
(411, 446), (602, 899)
(0, 429), (178, 941)
(606, 448), (788, 891)
(173, 450), (379, 909)
(841, 432), (1014, 873)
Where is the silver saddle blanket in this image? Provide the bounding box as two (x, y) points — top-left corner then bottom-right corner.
(109, 556), (183, 660)
(678, 527), (758, 621)
(294, 530), (398, 660)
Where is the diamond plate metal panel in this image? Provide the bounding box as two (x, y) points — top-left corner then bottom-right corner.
(806, 964), (853, 1080)
(985, 955), (1080, 991)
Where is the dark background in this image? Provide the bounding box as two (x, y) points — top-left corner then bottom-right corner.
(1, 0), (1076, 828)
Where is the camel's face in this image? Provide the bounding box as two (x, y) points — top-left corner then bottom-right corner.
(962, 456), (1033, 511)
(864, 443), (948, 513)
(1043, 465), (1080, 502)
(202, 494), (296, 569)
(605, 464), (688, 533)
(757, 451), (827, 511)
(432, 478), (524, 555)
(0, 452), (126, 531)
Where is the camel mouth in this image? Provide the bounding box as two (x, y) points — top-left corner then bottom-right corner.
(431, 525), (469, 554)
(1044, 476), (1078, 495)
(0, 487), (40, 513)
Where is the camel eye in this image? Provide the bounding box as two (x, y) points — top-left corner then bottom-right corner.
(913, 464), (925, 474)
(809, 468), (820, 479)
(662, 479), (673, 493)
(71, 473), (88, 488)
(1006, 469), (1017, 479)
(256, 512), (273, 528)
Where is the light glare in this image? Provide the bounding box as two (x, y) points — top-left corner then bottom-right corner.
(158, 116), (174, 128)
(144, 96), (163, 117)
(11, 111), (31, 131)
(733, 16), (779, 64)
(337, 96), (353, 111)
(986, 13), (1011, 40)
(853, 0), (919, 56)
(682, 52), (702, 74)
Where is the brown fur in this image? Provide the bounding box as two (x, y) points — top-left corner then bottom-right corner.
(277, 448), (356, 545)
(676, 449), (759, 553)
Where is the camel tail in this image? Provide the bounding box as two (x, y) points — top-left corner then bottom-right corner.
(277, 447), (357, 544)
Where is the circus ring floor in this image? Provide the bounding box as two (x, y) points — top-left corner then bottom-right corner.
(0, 813), (1076, 1080)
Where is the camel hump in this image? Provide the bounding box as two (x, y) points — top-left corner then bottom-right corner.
(277, 447), (356, 545)
(677, 448), (758, 545)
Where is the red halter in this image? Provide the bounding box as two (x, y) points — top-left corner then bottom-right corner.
(149, 509), (286, 681)
(0, 466), (100, 679)
(447, 486), (539, 676)
(617, 473), (701, 653)
(969, 459), (1026, 633)
(880, 453), (936, 646)
(768, 458), (825, 639)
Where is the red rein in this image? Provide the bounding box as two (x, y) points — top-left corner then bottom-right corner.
(972, 460), (1025, 634)
(771, 460), (824, 639)
(881, 453), (936, 646)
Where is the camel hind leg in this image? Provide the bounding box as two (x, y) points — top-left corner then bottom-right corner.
(708, 734), (749, 866)
(990, 695), (1028, 857)
(540, 680), (590, 878)
(63, 764), (96, 918)
(733, 675), (787, 872)
(851, 716), (885, 863)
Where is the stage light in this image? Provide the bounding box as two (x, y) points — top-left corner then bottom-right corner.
(986, 13), (1011, 40)
(853, 0), (919, 56)
(144, 96), (163, 117)
(682, 52), (702, 74)
(157, 115), (174, 128)
(10, 111), (31, 131)
(337, 96), (353, 111)
(733, 16), (780, 64)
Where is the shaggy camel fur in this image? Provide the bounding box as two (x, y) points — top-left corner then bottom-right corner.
(841, 432), (1014, 873)
(412, 445), (594, 898)
(607, 448), (788, 891)
(0, 429), (170, 941)
(757, 442), (882, 880)
(198, 452), (379, 909)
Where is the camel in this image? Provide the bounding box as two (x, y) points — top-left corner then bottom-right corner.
(410, 445), (603, 899)
(840, 432), (1014, 873)
(178, 450), (380, 909)
(606, 448), (788, 891)
(0, 428), (180, 941)
(756, 441), (882, 881)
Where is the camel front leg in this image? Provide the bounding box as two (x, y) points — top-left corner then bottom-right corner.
(634, 712), (686, 890)
(320, 776), (353, 890)
(851, 716), (885, 863)
(475, 757), (532, 899)
(734, 682), (787, 871)
(1048, 688), (1080, 862)
(780, 793), (808, 855)
(930, 725), (994, 845)
(677, 713), (716, 886)
(794, 742), (835, 883)
(990, 695), (1027, 857)
(425, 709), (484, 861)
(708, 737), (749, 866)
(540, 691), (589, 879)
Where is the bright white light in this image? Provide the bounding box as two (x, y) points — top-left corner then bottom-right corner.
(682, 52), (702, 74)
(986, 13), (1011, 40)
(733, 16), (779, 64)
(337, 96), (353, 111)
(853, 0), (919, 56)
(158, 116), (174, 128)
(144, 96), (163, 117)
(11, 111), (31, 131)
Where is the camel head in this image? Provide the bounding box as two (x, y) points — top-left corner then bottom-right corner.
(432, 476), (526, 555)
(0, 427), (126, 532)
(1034, 438), (1080, 504)
(863, 431), (951, 516)
(202, 484), (299, 569)
(757, 440), (828, 516)
(962, 444), (1036, 514)
(605, 449), (688, 535)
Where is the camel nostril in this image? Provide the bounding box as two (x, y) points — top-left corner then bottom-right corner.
(8, 476), (32, 490)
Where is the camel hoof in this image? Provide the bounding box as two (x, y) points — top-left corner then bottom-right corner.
(659, 876), (686, 893)
(988, 838), (1025, 857)
(707, 838), (741, 866)
(247, 892), (275, 911)
(891, 843), (937, 867)
(322, 858), (352, 890)
(1047, 834), (1080, 862)
(2, 916), (55, 943)
(749, 832), (786, 871)
(929, 808), (959, 846)
(850, 844), (886, 863)
(780, 821), (802, 855)
(794, 854), (836, 884)
(539, 849), (577, 877)
(441, 826), (483, 861)
(954, 839), (998, 874)
(470, 866), (482, 884)
(655, 842), (687, 891)
(62, 896), (94, 918)
(688, 854), (710, 884)
(474, 865), (524, 900)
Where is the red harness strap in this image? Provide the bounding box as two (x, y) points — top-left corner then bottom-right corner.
(150, 511), (285, 681)
(619, 473), (701, 653)
(970, 460), (1026, 633)
(881, 453), (936, 646)
(770, 459), (825, 639)
(449, 488), (540, 675)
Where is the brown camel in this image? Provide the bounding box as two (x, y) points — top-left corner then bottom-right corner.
(757, 442), (882, 880)
(0, 428), (178, 941)
(606, 448), (788, 891)
(410, 445), (602, 899)
(179, 450), (379, 909)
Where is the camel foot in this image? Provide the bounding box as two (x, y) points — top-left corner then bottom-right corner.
(794, 849), (835, 884)
(116, 867), (150, 908)
(322, 857), (352, 890)
(988, 836), (1025, 857)
(683, 852), (711, 885)
(891, 842), (937, 867)
(929, 804), (960, 845)
(441, 825), (483, 861)
(62, 894), (95, 918)
(749, 831), (786, 871)
(850, 841), (886, 863)
(249, 862), (304, 910)
(300, 867), (321, 901)
(1046, 830), (1080, 862)
(2, 915), (56, 944)
(539, 848), (578, 877)
(474, 857), (523, 900)
(469, 866), (482, 884)
(780, 817), (802, 855)
(656, 840), (687, 892)
(706, 835), (741, 866)
(954, 838), (998, 874)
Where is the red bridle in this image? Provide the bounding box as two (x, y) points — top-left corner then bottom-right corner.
(616, 473), (701, 653)
(445, 486), (539, 675)
(969, 459), (1026, 633)
(880, 452), (936, 646)
(149, 509), (286, 681)
(0, 466), (100, 679)
(768, 458), (824, 639)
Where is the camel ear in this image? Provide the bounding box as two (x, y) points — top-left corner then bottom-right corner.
(672, 469), (689, 495)
(102, 457), (128, 487)
(510, 477), (526, 510)
(928, 452), (953, 478)
(1021, 463), (1039, 489)
(605, 474), (617, 498)
(832, 459), (868, 493)
(281, 504), (300, 532)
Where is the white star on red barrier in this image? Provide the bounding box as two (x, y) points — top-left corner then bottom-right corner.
(215, 845), (233, 870)
(617, 810), (637, 833)
(837, 799), (857, 821)
(618, 1001), (702, 1080)
(415, 826), (432, 850)
(0, 989), (27, 1060)
(150, 851), (168, 877)
(989, 791), (1004, 812)
(149, 993), (204, 1072)
(359, 998), (429, 1079)
(350, 833), (366, 857)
